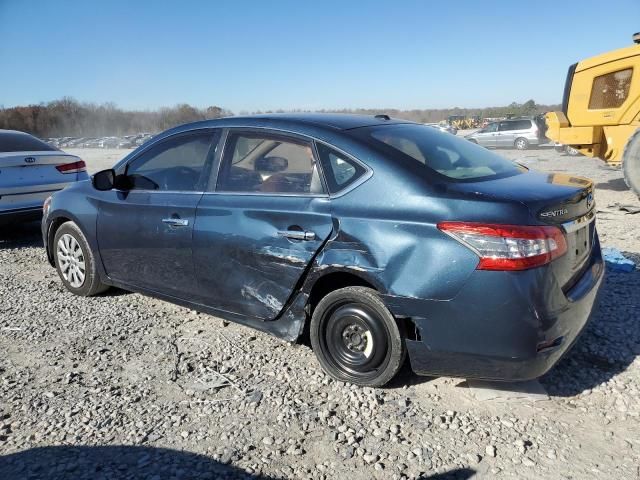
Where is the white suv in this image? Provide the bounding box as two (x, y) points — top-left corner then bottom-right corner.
(466, 118), (544, 150)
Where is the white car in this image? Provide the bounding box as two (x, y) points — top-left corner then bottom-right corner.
(0, 130), (88, 224)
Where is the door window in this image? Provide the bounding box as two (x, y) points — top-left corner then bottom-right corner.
(484, 123), (498, 133)
(589, 68), (633, 109)
(498, 121), (515, 132)
(216, 132), (325, 194)
(126, 132), (214, 191)
(316, 142), (367, 193)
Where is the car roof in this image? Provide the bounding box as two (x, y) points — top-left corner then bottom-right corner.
(171, 113), (415, 135)
(226, 113), (413, 130)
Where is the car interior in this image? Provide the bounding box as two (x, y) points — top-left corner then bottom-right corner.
(217, 136), (324, 194)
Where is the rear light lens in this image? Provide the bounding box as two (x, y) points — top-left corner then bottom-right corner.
(437, 222), (567, 271)
(56, 160), (86, 174)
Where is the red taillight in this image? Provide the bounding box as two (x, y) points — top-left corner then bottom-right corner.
(437, 222), (567, 271)
(56, 160), (86, 174)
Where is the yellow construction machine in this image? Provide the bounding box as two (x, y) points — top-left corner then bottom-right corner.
(546, 32), (640, 196)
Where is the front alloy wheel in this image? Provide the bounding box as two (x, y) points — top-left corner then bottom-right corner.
(57, 233), (86, 288)
(310, 287), (406, 387)
(53, 222), (108, 296)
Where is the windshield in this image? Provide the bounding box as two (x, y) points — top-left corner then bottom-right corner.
(360, 124), (523, 181)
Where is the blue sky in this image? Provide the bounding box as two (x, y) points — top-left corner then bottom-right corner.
(1, 0), (639, 112)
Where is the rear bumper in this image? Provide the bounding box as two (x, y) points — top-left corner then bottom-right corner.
(383, 243), (604, 381)
(0, 207), (43, 225)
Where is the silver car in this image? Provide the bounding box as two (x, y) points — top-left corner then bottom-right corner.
(0, 130), (88, 224)
(465, 118), (543, 150)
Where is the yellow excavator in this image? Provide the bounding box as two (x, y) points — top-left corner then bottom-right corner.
(546, 32), (640, 196)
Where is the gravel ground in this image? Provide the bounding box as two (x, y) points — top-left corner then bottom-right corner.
(1, 145), (639, 480)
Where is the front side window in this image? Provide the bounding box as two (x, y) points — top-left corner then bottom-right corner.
(483, 123), (498, 133)
(316, 143), (367, 193)
(498, 121), (513, 132)
(361, 124), (523, 181)
(126, 132), (214, 191)
(589, 68), (633, 109)
(216, 132), (325, 194)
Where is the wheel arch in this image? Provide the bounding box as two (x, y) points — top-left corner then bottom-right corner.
(45, 216), (73, 266)
(305, 269), (380, 317)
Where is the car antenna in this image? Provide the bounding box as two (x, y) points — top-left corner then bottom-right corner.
(374, 114), (390, 120)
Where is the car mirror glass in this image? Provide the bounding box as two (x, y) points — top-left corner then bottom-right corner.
(92, 169), (115, 191)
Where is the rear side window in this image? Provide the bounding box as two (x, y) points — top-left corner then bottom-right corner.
(316, 143), (366, 193)
(589, 68), (633, 109)
(498, 120), (531, 131)
(126, 132), (214, 191)
(0, 131), (56, 152)
(513, 120), (532, 130)
(361, 124), (523, 181)
(216, 132), (325, 194)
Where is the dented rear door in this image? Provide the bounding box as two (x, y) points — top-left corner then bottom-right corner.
(193, 194), (332, 320)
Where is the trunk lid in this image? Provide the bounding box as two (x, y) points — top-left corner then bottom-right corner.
(0, 151), (81, 192)
(449, 170), (596, 290)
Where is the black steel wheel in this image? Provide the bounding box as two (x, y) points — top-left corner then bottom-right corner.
(310, 286), (405, 387)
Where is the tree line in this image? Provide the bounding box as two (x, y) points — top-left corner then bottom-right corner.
(0, 98), (233, 138)
(0, 98), (559, 138)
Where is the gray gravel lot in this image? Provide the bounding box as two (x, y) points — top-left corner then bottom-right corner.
(1, 145), (639, 479)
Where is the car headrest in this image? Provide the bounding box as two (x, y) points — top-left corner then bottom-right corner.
(255, 156), (288, 173)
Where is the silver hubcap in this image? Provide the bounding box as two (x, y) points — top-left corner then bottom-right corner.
(516, 139), (526, 149)
(57, 233), (86, 288)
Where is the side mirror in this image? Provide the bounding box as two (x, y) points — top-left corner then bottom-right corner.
(92, 169), (115, 191)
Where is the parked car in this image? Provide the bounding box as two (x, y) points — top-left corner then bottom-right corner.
(0, 130), (88, 224)
(42, 114), (603, 387)
(134, 135), (153, 146)
(98, 137), (120, 148)
(465, 117), (544, 150)
(117, 137), (137, 149)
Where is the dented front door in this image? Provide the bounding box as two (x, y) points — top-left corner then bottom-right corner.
(192, 195), (333, 320)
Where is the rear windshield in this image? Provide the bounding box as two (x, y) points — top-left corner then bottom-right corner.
(0, 131), (56, 152)
(359, 124), (523, 181)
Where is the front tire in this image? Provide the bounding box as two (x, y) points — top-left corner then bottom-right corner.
(623, 128), (640, 197)
(53, 222), (108, 296)
(514, 137), (529, 150)
(310, 287), (406, 387)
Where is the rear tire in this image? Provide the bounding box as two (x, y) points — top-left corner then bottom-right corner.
(53, 222), (109, 296)
(310, 287), (406, 387)
(622, 128), (640, 197)
(514, 137), (529, 150)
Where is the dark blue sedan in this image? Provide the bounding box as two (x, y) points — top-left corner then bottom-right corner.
(42, 114), (603, 386)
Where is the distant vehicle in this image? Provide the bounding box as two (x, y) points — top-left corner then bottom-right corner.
(98, 137), (120, 148)
(425, 123), (458, 135)
(82, 138), (100, 148)
(546, 32), (640, 195)
(0, 129), (87, 224)
(117, 138), (137, 149)
(43, 114), (602, 387)
(465, 117), (544, 150)
(135, 135), (153, 146)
